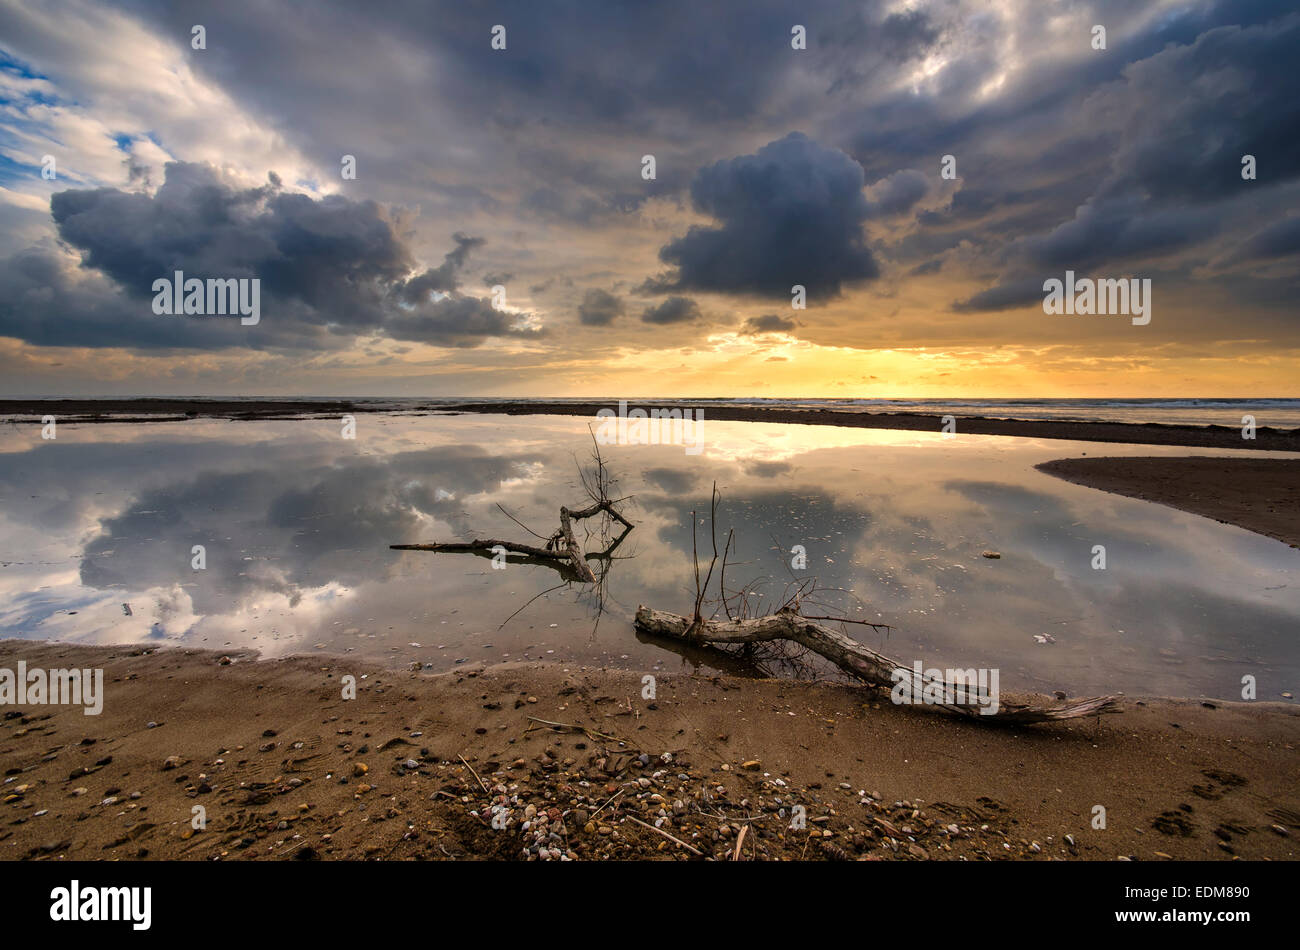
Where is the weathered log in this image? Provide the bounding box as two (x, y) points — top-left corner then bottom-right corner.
(557, 507), (597, 583)
(634, 606), (1120, 725)
(391, 499), (626, 585)
(392, 539), (559, 559)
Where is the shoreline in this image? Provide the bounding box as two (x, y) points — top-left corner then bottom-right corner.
(2, 398), (1298, 451)
(2, 641), (1296, 861)
(1038, 456), (1300, 549)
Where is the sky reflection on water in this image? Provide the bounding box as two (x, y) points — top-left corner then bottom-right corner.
(0, 413), (1296, 701)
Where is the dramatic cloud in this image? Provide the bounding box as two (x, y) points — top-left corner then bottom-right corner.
(649, 133), (880, 300)
(0, 0), (1296, 394)
(1237, 216), (1300, 262)
(397, 234), (486, 304)
(742, 314), (798, 334)
(0, 162), (538, 348)
(952, 11), (1300, 313)
(641, 296), (701, 325)
(864, 169), (931, 218)
(577, 288), (624, 326)
(1093, 16), (1300, 206)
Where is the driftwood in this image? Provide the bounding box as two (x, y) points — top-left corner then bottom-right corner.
(392, 499), (630, 584)
(391, 435), (632, 587)
(634, 605), (1121, 725)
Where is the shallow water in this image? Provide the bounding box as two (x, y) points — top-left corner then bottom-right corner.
(1, 413), (1296, 701)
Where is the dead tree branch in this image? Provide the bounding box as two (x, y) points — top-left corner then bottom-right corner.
(635, 606), (1120, 725)
(391, 433), (631, 587)
(636, 485), (1120, 726)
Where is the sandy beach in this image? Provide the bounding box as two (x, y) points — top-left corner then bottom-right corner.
(1, 641), (1296, 861)
(1037, 456), (1300, 549)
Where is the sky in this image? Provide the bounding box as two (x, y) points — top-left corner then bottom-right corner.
(0, 0), (1296, 398)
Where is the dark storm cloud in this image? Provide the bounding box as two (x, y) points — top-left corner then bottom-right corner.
(741, 314), (797, 334)
(648, 133), (879, 300)
(949, 10), (1300, 312)
(1012, 198), (1221, 272)
(641, 296), (701, 325)
(107, 0), (940, 237)
(51, 165), (406, 319)
(864, 169), (930, 218)
(3, 0), (1298, 365)
(1094, 16), (1300, 206)
(0, 162), (537, 348)
(0, 247), (177, 349)
(951, 277), (1046, 314)
(384, 293), (542, 347)
(397, 233), (486, 304)
(578, 288), (624, 326)
(1237, 216), (1300, 262)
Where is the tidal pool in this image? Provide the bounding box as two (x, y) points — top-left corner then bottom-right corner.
(0, 412), (1296, 701)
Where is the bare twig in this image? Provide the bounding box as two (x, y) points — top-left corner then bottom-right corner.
(524, 716), (620, 742)
(732, 824), (749, 860)
(588, 787), (625, 822)
(627, 815), (704, 856)
(392, 443), (633, 588)
(458, 754), (489, 794)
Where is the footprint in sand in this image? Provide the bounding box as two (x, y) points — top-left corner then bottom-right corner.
(1152, 811), (1196, 837)
(1193, 768), (1247, 799)
(1201, 768), (1247, 788)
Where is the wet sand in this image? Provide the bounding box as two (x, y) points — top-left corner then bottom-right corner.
(2, 398), (1298, 451)
(440, 401), (1300, 452)
(2, 642), (1296, 861)
(1038, 457), (1300, 548)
